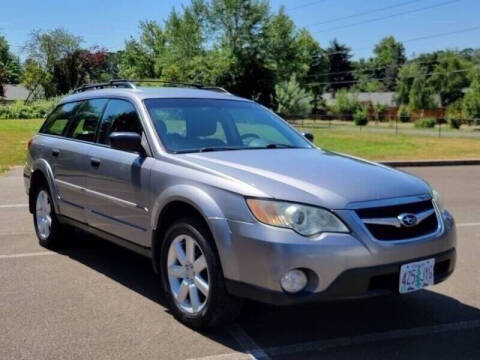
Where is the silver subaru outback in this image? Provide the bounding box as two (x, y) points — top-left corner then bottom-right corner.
(24, 81), (456, 329)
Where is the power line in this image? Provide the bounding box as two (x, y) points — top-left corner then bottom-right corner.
(314, 0), (462, 33)
(320, 25), (480, 56)
(309, 0), (421, 27)
(403, 25), (480, 44)
(286, 0), (330, 12)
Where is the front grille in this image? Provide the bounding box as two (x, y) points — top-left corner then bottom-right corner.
(356, 200), (439, 241)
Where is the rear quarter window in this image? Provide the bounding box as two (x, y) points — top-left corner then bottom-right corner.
(41, 102), (83, 136)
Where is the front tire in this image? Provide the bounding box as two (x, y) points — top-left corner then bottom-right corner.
(32, 182), (68, 249)
(160, 218), (242, 329)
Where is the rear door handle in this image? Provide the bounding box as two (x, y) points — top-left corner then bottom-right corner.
(52, 149), (59, 157)
(90, 158), (101, 168)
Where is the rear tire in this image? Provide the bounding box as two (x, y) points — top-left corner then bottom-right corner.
(32, 182), (68, 249)
(160, 217), (243, 329)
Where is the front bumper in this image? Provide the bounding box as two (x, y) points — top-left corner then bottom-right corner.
(225, 248), (456, 305)
(210, 207), (456, 305)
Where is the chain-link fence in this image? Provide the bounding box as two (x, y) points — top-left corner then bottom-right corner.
(287, 114), (480, 138)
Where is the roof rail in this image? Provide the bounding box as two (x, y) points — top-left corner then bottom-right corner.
(72, 79), (231, 94)
(199, 86), (230, 94)
(73, 80), (136, 93)
(128, 80), (230, 93)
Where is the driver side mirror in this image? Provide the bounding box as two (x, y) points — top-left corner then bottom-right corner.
(303, 132), (314, 142)
(109, 132), (145, 155)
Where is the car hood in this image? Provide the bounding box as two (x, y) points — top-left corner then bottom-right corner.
(181, 148), (431, 209)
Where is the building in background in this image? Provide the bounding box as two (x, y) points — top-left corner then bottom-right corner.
(1, 85), (29, 103)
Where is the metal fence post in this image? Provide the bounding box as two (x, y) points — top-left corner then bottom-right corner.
(395, 117), (398, 135)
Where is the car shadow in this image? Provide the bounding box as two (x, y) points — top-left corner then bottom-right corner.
(56, 230), (480, 359)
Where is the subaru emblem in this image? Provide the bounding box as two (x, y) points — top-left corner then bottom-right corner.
(398, 213), (418, 227)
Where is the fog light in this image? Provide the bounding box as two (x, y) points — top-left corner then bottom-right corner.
(280, 269), (307, 293)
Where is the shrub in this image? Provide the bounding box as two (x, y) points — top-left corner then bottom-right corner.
(374, 103), (388, 122)
(0, 98), (59, 119)
(333, 89), (359, 120)
(445, 101), (463, 129)
(397, 105), (411, 123)
(448, 118), (461, 129)
(414, 117), (436, 128)
(353, 106), (368, 126)
(275, 75), (313, 118)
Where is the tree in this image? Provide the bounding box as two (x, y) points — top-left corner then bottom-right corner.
(207, 0), (274, 104)
(326, 39), (354, 94)
(24, 28), (83, 97)
(265, 7), (300, 82)
(429, 51), (471, 106)
(119, 21), (165, 79)
(295, 29), (328, 112)
(353, 58), (381, 92)
(408, 76), (435, 113)
(25, 29), (83, 71)
(0, 35), (23, 84)
(275, 75), (313, 118)
(22, 59), (50, 99)
(462, 69), (480, 120)
(372, 36), (406, 91)
(395, 63), (425, 106)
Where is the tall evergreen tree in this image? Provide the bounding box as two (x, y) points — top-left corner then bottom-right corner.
(326, 39), (354, 94)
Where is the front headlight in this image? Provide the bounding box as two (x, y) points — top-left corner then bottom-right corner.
(432, 189), (445, 213)
(246, 198), (349, 236)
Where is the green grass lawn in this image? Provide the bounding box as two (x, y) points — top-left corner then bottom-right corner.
(0, 119), (43, 174)
(309, 128), (480, 160)
(1, 118), (480, 175)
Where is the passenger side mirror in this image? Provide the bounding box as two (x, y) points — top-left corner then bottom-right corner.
(303, 132), (314, 142)
(109, 132), (145, 154)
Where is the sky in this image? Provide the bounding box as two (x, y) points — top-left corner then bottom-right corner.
(2, 0), (480, 60)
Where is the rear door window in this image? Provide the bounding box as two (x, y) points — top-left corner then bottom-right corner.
(68, 99), (108, 142)
(41, 102), (82, 136)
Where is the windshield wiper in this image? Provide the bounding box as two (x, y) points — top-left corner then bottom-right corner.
(264, 143), (299, 149)
(199, 146), (242, 152)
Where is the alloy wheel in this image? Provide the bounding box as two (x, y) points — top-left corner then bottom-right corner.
(167, 234), (210, 314)
(36, 190), (52, 240)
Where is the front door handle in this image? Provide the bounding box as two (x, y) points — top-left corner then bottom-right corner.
(90, 158), (101, 168)
(52, 149), (60, 157)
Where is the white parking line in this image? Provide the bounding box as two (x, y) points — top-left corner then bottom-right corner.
(0, 203), (28, 208)
(0, 251), (56, 259)
(227, 323), (270, 360)
(190, 319), (480, 360)
(457, 222), (480, 227)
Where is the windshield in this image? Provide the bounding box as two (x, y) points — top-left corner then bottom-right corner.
(144, 98), (312, 153)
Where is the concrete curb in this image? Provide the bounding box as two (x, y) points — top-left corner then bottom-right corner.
(380, 159), (480, 167)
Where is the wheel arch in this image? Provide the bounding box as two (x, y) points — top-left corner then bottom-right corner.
(150, 185), (226, 274)
(29, 160), (59, 214)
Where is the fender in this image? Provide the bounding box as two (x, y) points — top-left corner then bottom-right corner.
(150, 184), (225, 231)
(30, 159), (61, 214)
(150, 184), (238, 277)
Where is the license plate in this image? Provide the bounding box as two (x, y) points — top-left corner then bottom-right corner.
(399, 258), (435, 294)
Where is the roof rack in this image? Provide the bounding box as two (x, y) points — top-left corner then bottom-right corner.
(72, 80), (136, 93)
(72, 79), (231, 94)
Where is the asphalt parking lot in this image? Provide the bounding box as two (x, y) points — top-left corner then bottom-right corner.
(1, 166), (479, 360)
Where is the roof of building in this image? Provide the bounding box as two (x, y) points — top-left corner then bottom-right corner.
(322, 91), (441, 107)
(2, 84), (29, 101)
(322, 92), (397, 107)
